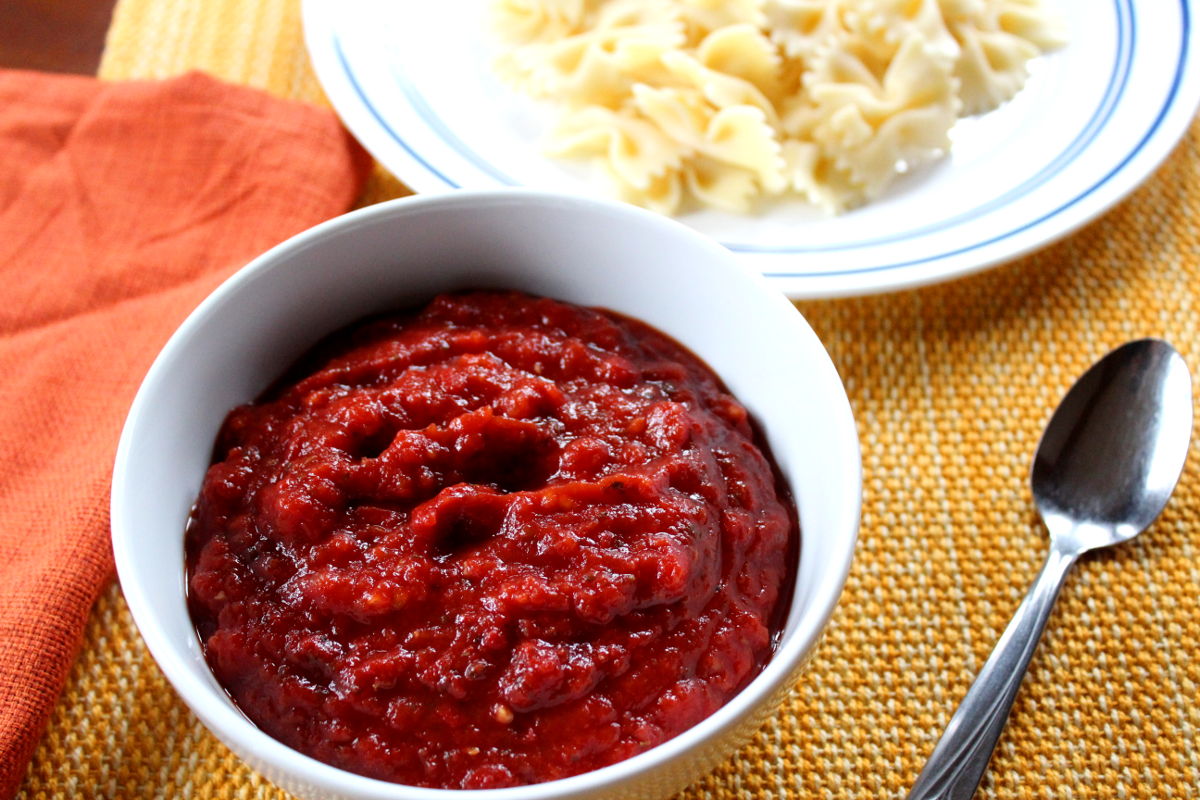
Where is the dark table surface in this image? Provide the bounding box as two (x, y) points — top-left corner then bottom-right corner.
(1, 0), (118, 74)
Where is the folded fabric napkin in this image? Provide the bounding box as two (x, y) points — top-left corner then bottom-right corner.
(0, 69), (371, 797)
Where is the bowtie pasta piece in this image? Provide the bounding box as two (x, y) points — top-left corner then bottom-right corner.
(490, 0), (588, 42)
(547, 105), (685, 191)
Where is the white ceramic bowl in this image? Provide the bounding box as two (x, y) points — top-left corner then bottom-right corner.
(112, 190), (861, 800)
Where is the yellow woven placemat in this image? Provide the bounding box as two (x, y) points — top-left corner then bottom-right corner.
(17, 1), (1200, 797)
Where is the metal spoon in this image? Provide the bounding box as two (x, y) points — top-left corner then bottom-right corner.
(906, 339), (1193, 800)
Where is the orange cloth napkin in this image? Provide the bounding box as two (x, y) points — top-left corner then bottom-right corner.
(0, 69), (371, 797)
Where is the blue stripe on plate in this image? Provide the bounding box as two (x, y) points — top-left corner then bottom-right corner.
(391, 62), (519, 187)
(334, 36), (464, 190)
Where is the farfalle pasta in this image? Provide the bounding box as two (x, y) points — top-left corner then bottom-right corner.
(491, 0), (1065, 213)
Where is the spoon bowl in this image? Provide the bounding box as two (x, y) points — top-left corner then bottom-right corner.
(907, 338), (1193, 800)
(1032, 339), (1194, 552)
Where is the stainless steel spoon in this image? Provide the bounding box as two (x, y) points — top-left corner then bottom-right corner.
(906, 339), (1193, 800)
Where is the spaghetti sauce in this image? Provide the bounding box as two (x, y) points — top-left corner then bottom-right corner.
(186, 291), (796, 789)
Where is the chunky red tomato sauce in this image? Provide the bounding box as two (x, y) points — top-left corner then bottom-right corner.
(187, 291), (796, 789)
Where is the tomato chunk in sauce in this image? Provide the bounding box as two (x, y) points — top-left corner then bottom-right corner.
(186, 291), (797, 789)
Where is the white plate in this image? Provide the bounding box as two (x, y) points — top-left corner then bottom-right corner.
(304, 0), (1200, 298)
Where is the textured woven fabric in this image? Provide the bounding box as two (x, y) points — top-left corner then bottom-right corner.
(16, 0), (1200, 797)
(0, 68), (370, 799)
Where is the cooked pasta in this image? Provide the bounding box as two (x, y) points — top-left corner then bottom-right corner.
(490, 0), (1066, 214)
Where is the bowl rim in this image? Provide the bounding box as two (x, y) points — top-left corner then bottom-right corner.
(112, 188), (861, 798)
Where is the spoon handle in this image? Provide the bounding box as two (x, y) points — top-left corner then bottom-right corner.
(906, 546), (1079, 800)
